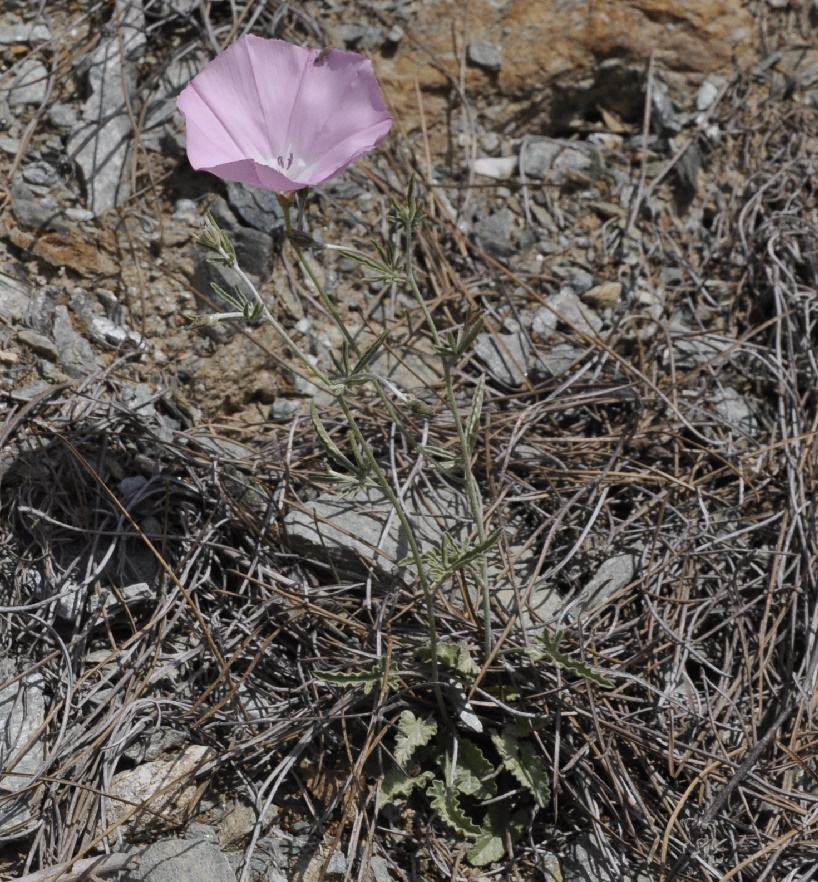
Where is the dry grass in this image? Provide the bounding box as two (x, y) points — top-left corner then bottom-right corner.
(3, 1), (818, 880)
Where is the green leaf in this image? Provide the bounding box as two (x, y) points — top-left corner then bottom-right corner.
(351, 329), (389, 376)
(492, 724), (551, 808)
(465, 375), (486, 457)
(427, 780), (481, 837)
(466, 807), (526, 867)
(315, 660), (398, 694)
(445, 738), (496, 799)
(455, 315), (485, 356)
(394, 711), (437, 767)
(415, 641), (478, 677)
(531, 628), (614, 688)
(310, 404), (358, 474)
(466, 828), (505, 866)
(379, 767), (434, 807)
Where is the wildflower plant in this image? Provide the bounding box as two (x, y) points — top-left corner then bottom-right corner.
(177, 32), (608, 865)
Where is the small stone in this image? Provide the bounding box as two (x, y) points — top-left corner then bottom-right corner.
(8, 57), (49, 107)
(534, 288), (603, 338)
(581, 281), (622, 308)
(53, 305), (101, 378)
(125, 832), (234, 882)
(21, 162), (57, 187)
(47, 102), (79, 130)
(0, 136), (20, 155)
(16, 329), (58, 360)
(64, 207), (95, 222)
(520, 139), (603, 184)
(696, 78), (722, 111)
(475, 331), (530, 385)
(0, 24), (51, 45)
(473, 207), (515, 257)
(564, 555), (638, 622)
(226, 182), (285, 234)
(467, 38), (502, 72)
(107, 745), (214, 831)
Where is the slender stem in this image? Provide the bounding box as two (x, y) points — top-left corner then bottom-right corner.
(274, 212), (446, 716)
(282, 201), (355, 349)
(228, 259), (334, 390)
(334, 395), (444, 711)
(404, 222), (493, 656)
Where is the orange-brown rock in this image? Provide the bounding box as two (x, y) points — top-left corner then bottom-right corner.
(7, 227), (118, 277)
(377, 0), (754, 135)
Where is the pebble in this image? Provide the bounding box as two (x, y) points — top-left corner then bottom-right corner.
(124, 829), (234, 882)
(21, 161), (57, 186)
(0, 135), (20, 155)
(468, 38), (503, 72)
(47, 101), (78, 130)
(0, 658), (45, 833)
(0, 23), (51, 45)
(16, 328), (58, 360)
(8, 57), (49, 107)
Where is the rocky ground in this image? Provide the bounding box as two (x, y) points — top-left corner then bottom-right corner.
(2, 0), (818, 880)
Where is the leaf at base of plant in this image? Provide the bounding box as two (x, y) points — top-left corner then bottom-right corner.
(492, 725), (551, 808)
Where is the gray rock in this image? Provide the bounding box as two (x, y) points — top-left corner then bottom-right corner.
(651, 81), (679, 135)
(563, 554), (639, 623)
(467, 38), (502, 72)
(236, 834), (292, 882)
(88, 581), (153, 617)
(47, 101), (79, 130)
(534, 288), (603, 338)
(126, 831), (234, 882)
(285, 486), (468, 578)
(474, 207), (516, 257)
(89, 315), (146, 351)
(0, 659), (45, 836)
(8, 57), (49, 107)
(53, 305), (102, 377)
(568, 268), (595, 294)
(16, 329), (58, 361)
(475, 331), (531, 385)
(226, 182), (285, 235)
(711, 386), (760, 439)
(21, 161), (58, 187)
(68, 0), (146, 214)
(696, 77), (724, 112)
(11, 196), (67, 232)
(520, 139), (604, 184)
(0, 24), (51, 45)
(369, 856), (392, 882)
(0, 267), (31, 325)
(233, 227), (276, 279)
(668, 326), (733, 368)
(0, 135), (20, 155)
(146, 0), (199, 17)
(563, 832), (623, 882)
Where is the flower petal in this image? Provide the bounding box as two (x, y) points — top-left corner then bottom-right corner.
(177, 35), (393, 193)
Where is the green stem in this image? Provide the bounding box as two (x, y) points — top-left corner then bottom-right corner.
(229, 260), (334, 390)
(282, 201), (355, 350)
(276, 206), (446, 717)
(404, 223), (493, 657)
(334, 395), (445, 712)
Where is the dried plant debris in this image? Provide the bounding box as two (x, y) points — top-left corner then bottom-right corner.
(3, 0), (818, 880)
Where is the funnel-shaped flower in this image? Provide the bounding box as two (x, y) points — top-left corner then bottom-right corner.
(176, 35), (393, 194)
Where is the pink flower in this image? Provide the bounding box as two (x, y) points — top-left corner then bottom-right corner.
(176, 35), (393, 194)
